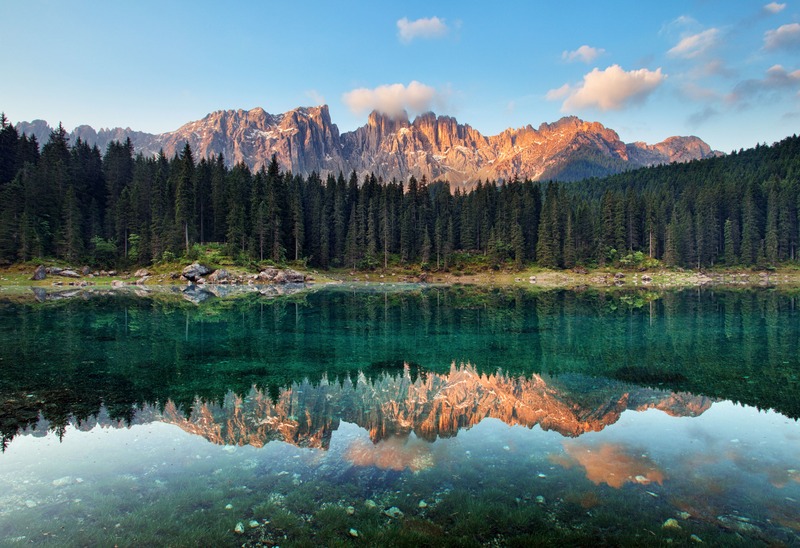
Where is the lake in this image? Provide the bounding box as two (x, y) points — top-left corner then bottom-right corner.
(1, 285), (799, 546)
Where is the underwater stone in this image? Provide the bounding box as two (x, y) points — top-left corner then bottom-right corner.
(234, 522), (245, 534)
(690, 535), (703, 543)
(418, 500), (428, 509)
(349, 528), (359, 538)
(662, 518), (681, 530)
(384, 507), (404, 519)
(535, 496), (545, 504)
(346, 506), (355, 515)
(248, 520), (260, 528)
(678, 511), (691, 520)
(52, 476), (72, 487)
(225, 504), (233, 510)
(24, 500), (37, 508)
(365, 500), (377, 509)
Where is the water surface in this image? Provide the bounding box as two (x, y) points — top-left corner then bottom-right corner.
(1, 286), (799, 546)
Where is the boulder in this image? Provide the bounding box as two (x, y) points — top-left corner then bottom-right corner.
(258, 267), (279, 282)
(80, 266), (92, 276)
(283, 269), (306, 283)
(46, 267), (63, 275)
(134, 268), (150, 277)
(31, 265), (47, 281)
(182, 263), (213, 282)
(206, 269), (230, 283)
(59, 269), (81, 278)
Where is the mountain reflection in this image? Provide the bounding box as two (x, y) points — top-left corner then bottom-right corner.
(8, 363), (713, 451)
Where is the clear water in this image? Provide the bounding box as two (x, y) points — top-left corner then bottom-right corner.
(1, 285), (799, 546)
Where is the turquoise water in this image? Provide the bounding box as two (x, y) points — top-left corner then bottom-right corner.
(1, 285), (799, 546)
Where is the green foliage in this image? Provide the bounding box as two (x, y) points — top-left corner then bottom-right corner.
(2, 113), (800, 271)
(91, 236), (117, 267)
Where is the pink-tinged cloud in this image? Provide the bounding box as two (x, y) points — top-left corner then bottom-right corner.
(562, 45), (605, 64)
(397, 16), (448, 43)
(763, 2), (786, 14)
(668, 28), (720, 58)
(764, 23), (800, 50)
(548, 65), (666, 112)
(342, 81), (448, 117)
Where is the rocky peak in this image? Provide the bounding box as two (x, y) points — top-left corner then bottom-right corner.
(16, 107), (721, 185)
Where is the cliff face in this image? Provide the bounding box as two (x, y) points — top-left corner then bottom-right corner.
(155, 364), (713, 449)
(16, 107), (721, 185)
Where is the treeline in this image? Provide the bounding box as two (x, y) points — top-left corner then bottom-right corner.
(1, 112), (799, 270)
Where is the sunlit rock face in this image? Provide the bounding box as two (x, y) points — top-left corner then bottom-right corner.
(16, 109), (719, 186)
(154, 364), (713, 449)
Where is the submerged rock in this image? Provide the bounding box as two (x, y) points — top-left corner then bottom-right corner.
(346, 506), (355, 515)
(384, 506), (404, 519)
(234, 522), (245, 534)
(349, 528), (359, 538)
(248, 520), (260, 528)
(365, 500), (377, 510)
(418, 500), (428, 509)
(662, 518), (681, 530)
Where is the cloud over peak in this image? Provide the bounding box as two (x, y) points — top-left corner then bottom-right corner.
(562, 45), (605, 64)
(397, 17), (448, 43)
(547, 65), (666, 112)
(342, 81), (449, 117)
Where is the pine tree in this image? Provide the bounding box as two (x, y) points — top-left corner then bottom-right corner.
(174, 143), (195, 255)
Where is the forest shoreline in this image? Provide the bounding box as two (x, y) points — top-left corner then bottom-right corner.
(2, 262), (799, 294)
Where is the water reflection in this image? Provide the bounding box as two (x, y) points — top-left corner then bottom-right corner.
(5, 364), (714, 451)
(1, 287), (800, 545)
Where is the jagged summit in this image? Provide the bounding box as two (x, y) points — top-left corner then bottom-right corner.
(15, 106), (721, 186)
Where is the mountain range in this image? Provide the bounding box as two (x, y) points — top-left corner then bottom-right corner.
(16, 106), (721, 185)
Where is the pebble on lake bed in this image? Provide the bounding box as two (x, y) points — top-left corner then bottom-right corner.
(248, 520), (260, 528)
(384, 506), (404, 519)
(225, 503), (233, 510)
(365, 499), (377, 509)
(346, 506), (355, 515)
(535, 496), (545, 504)
(662, 518), (681, 530)
(418, 500), (428, 508)
(234, 522), (245, 534)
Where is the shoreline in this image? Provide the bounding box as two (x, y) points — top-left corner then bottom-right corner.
(1, 263), (799, 302)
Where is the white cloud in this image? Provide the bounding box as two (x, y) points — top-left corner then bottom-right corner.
(764, 23), (800, 50)
(728, 64), (800, 103)
(562, 45), (605, 64)
(305, 90), (326, 106)
(397, 17), (448, 43)
(342, 81), (448, 117)
(547, 65), (666, 112)
(668, 28), (719, 58)
(763, 2), (786, 14)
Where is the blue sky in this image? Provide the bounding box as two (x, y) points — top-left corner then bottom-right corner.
(2, 1), (799, 152)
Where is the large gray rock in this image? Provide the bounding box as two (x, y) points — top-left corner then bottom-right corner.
(182, 263), (213, 282)
(206, 269), (230, 283)
(31, 265), (47, 280)
(59, 270), (81, 278)
(283, 269), (306, 283)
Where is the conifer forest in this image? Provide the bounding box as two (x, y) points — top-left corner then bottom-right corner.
(1, 114), (799, 272)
